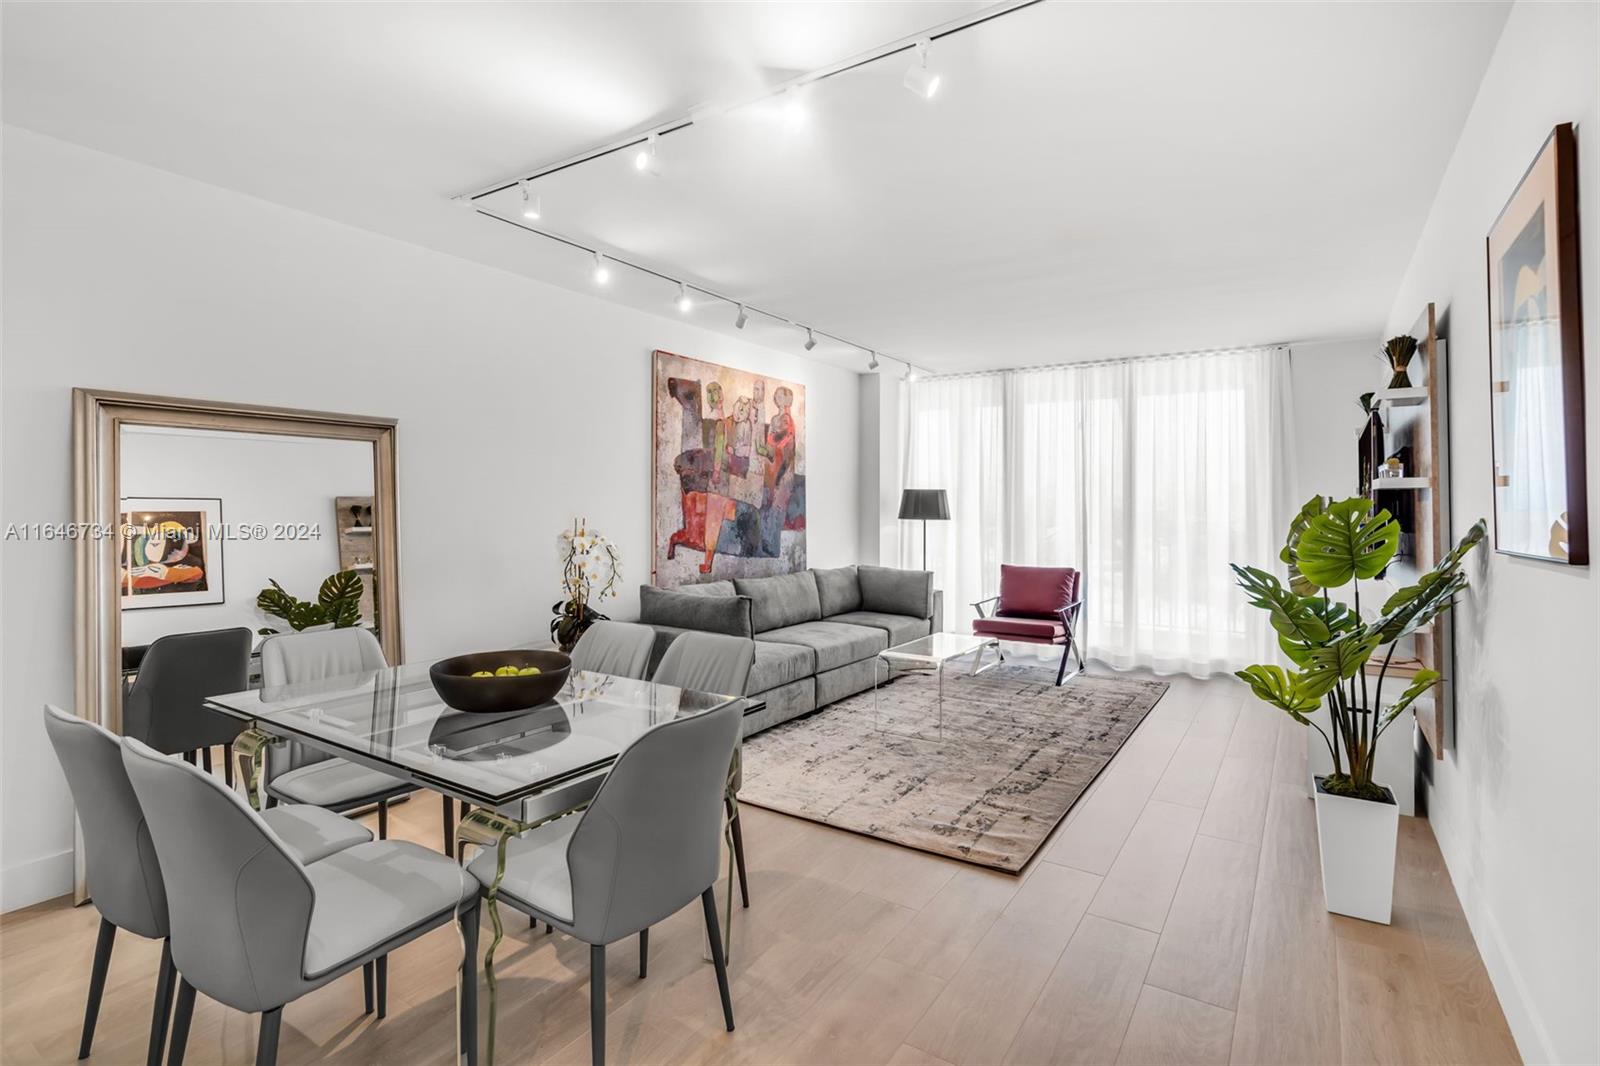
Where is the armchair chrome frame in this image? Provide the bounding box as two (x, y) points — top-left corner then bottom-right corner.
(973, 592), (1086, 685)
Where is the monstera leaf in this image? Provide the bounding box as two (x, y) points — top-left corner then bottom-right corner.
(1230, 565), (1335, 643)
(1380, 670), (1442, 732)
(1299, 630), (1385, 694)
(1277, 597), (1361, 665)
(318, 569), (363, 608)
(256, 570), (364, 633)
(1375, 519), (1487, 642)
(1235, 665), (1326, 720)
(256, 579), (298, 622)
(1280, 495), (1331, 595)
(1294, 498), (1400, 589)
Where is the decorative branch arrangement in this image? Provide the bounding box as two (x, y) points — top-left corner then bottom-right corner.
(1382, 335), (1419, 389)
(1232, 496), (1485, 801)
(550, 519), (621, 652)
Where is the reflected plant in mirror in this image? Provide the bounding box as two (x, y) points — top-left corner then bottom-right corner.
(256, 569), (366, 635)
(551, 518), (621, 652)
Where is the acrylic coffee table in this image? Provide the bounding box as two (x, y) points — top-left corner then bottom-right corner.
(873, 631), (1002, 738)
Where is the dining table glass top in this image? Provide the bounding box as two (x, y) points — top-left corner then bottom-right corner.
(206, 662), (746, 810)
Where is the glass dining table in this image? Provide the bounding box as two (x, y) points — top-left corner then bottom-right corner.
(206, 662), (761, 1066)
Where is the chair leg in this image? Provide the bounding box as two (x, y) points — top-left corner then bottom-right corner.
(638, 929), (648, 979)
(377, 799), (389, 840)
(1056, 644), (1071, 685)
(700, 889), (735, 1032)
(77, 917), (116, 1059)
(459, 901), (480, 1066)
(375, 955), (388, 1019)
(223, 743), (234, 788)
(181, 750), (196, 765)
(362, 961), (374, 1014)
(257, 1007), (282, 1066)
(442, 795), (455, 859)
(168, 979), (196, 1066)
(590, 943), (606, 1066)
(145, 939), (176, 1066)
(726, 797), (750, 909)
(201, 747), (213, 774)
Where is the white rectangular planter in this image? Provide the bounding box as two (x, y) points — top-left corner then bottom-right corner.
(1306, 703), (1422, 816)
(1313, 776), (1399, 924)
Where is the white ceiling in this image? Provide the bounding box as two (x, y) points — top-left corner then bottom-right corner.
(3, 1), (1508, 374)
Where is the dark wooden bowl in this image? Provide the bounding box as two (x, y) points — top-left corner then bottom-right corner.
(429, 649), (571, 714)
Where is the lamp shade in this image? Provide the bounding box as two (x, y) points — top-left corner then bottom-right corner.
(898, 488), (950, 521)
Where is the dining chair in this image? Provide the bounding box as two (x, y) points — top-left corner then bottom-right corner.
(465, 698), (741, 1066)
(121, 737), (481, 1066)
(122, 627), (252, 784)
(569, 620), (657, 680)
(971, 564), (1086, 685)
(256, 629), (429, 845)
(652, 632), (757, 908)
(43, 705), (374, 1066)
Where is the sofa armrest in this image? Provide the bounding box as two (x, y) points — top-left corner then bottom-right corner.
(932, 589), (944, 633)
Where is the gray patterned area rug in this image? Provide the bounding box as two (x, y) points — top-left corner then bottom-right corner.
(738, 665), (1169, 872)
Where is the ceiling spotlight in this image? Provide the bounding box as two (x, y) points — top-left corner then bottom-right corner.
(904, 363), (920, 381)
(904, 40), (941, 99)
(804, 328), (818, 351)
(867, 351), (880, 371)
(735, 304), (749, 329)
(633, 133), (660, 175)
(781, 86), (808, 124)
(519, 181), (541, 220)
(676, 282), (693, 313)
(592, 252), (611, 285)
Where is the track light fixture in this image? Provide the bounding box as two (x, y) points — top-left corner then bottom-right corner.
(519, 181), (541, 220)
(592, 252), (611, 285)
(903, 39), (941, 99)
(868, 351), (880, 371)
(634, 133), (660, 175)
(904, 363), (920, 381)
(804, 328), (818, 352)
(735, 304), (749, 329)
(676, 282), (693, 313)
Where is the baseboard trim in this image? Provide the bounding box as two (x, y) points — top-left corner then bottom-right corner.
(1, 848), (75, 913)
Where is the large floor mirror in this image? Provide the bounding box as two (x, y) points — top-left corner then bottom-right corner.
(71, 390), (402, 900)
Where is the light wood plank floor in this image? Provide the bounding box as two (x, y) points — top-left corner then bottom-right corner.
(0, 671), (1521, 1065)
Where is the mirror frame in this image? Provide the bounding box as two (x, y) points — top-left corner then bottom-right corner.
(71, 388), (403, 899)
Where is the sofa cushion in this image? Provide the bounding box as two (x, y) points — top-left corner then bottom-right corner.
(734, 571), (822, 633)
(757, 620), (887, 672)
(638, 585), (753, 637)
(857, 565), (934, 619)
(813, 565), (862, 617)
(996, 565), (1078, 618)
(748, 640), (815, 694)
(826, 610), (931, 648)
(671, 580), (736, 598)
(973, 616), (1065, 642)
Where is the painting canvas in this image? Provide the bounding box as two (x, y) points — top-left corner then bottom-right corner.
(1486, 123), (1588, 564)
(120, 497), (226, 608)
(652, 351), (806, 586)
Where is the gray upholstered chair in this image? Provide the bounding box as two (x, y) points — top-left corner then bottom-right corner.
(122, 627), (252, 783)
(569, 620), (656, 680)
(121, 736), (480, 1066)
(652, 632), (757, 908)
(257, 629), (423, 843)
(466, 699), (740, 1066)
(43, 706), (373, 1066)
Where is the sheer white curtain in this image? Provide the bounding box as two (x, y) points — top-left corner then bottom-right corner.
(900, 347), (1295, 677)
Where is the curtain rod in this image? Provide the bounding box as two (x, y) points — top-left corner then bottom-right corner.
(915, 344), (1292, 382)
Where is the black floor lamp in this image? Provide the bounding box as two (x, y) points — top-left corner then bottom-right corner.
(898, 488), (950, 570)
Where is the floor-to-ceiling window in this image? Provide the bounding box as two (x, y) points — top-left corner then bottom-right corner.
(900, 346), (1294, 677)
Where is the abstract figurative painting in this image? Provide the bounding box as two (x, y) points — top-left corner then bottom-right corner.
(652, 351), (806, 586)
(1486, 123), (1587, 564)
(120, 497), (226, 608)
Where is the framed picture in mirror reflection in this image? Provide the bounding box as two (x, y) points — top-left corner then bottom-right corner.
(119, 496), (226, 608)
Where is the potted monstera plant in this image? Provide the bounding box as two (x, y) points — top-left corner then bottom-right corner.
(256, 570), (366, 635)
(1232, 496), (1485, 923)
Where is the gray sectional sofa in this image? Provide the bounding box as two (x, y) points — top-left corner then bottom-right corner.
(640, 565), (942, 734)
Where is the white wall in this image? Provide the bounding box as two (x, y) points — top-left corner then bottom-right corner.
(119, 428), (373, 647)
(1382, 3), (1598, 1061)
(0, 127), (862, 909)
(1289, 338), (1384, 501)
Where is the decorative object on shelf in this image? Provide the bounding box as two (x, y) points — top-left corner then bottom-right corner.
(1382, 335), (1419, 389)
(119, 497), (226, 609)
(429, 649), (571, 714)
(1487, 122), (1588, 565)
(652, 350), (806, 585)
(1378, 456), (1405, 479)
(897, 488), (950, 570)
(551, 519), (620, 652)
(1356, 398), (1383, 497)
(255, 570), (363, 634)
(1231, 495), (1486, 923)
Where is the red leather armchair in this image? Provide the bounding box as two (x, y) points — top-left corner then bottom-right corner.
(971, 564), (1085, 685)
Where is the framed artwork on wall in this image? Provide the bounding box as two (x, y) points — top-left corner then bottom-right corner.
(1486, 122), (1588, 565)
(651, 350), (806, 586)
(119, 496), (226, 608)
